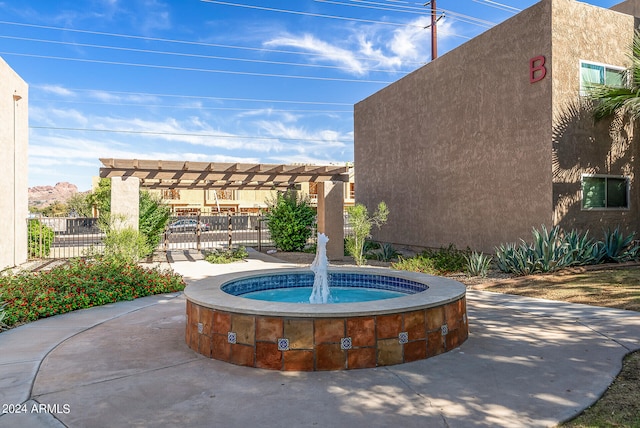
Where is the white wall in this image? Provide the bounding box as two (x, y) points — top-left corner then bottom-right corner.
(0, 56), (28, 270)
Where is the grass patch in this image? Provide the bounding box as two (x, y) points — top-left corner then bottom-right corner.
(475, 268), (640, 311)
(561, 351), (640, 427)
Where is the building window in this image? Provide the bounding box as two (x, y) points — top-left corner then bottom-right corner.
(580, 61), (624, 94)
(349, 182), (355, 199)
(162, 189), (180, 200)
(582, 175), (629, 209)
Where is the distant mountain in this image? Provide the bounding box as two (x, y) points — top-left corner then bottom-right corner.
(28, 182), (85, 207)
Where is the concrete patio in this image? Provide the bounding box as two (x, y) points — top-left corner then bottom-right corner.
(1, 250), (639, 427)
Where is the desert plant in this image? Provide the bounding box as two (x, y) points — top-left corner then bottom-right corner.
(530, 225), (572, 272)
(204, 246), (248, 264)
(599, 228), (639, 262)
(27, 219), (55, 258)
(563, 229), (601, 266)
(465, 251), (492, 277)
(495, 242), (539, 276)
(0, 292), (7, 330)
(345, 202), (389, 266)
(265, 190), (316, 252)
(374, 243), (399, 262)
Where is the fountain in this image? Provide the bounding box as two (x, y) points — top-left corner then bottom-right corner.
(184, 235), (469, 370)
(309, 233), (331, 304)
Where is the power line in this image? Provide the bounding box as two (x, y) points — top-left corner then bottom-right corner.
(0, 21), (427, 67)
(30, 125), (352, 143)
(199, 0), (427, 27)
(34, 98), (352, 114)
(471, 0), (521, 13)
(315, 0), (495, 29)
(0, 51), (393, 84)
(0, 35), (411, 75)
(37, 88), (354, 106)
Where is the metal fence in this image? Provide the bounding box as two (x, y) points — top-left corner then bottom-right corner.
(27, 216), (104, 260)
(163, 213), (277, 251)
(27, 212), (353, 260)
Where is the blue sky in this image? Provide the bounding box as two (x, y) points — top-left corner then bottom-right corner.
(0, 0), (620, 190)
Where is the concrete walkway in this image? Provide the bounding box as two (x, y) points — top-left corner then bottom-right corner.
(1, 250), (639, 427)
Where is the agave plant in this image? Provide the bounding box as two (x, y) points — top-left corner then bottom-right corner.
(374, 243), (399, 262)
(0, 293), (7, 330)
(562, 229), (600, 266)
(465, 251), (492, 277)
(530, 225), (571, 272)
(495, 242), (538, 276)
(599, 228), (640, 262)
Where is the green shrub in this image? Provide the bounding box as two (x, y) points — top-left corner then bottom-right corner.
(102, 227), (151, 264)
(205, 246), (248, 264)
(392, 244), (467, 275)
(345, 202), (389, 266)
(265, 190), (316, 252)
(0, 259), (185, 327)
(139, 191), (171, 254)
(28, 219), (55, 258)
(465, 251), (492, 277)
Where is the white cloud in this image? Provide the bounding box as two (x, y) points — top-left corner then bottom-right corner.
(265, 33), (367, 75)
(36, 85), (77, 97)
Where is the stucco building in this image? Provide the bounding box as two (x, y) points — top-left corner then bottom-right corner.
(355, 0), (640, 253)
(0, 57), (28, 269)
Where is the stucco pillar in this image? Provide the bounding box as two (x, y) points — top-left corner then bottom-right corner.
(110, 177), (139, 231)
(316, 181), (344, 260)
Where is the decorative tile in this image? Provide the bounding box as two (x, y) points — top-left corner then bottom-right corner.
(398, 332), (409, 344)
(441, 324), (448, 336)
(227, 332), (237, 344)
(197, 322), (204, 334)
(341, 337), (353, 350)
(278, 338), (290, 351)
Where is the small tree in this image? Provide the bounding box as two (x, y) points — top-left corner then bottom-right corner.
(345, 201), (389, 266)
(265, 190), (316, 252)
(139, 191), (171, 254)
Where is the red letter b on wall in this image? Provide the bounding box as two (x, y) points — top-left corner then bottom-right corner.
(529, 55), (546, 83)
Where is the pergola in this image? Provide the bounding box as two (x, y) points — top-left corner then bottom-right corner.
(99, 158), (350, 190)
(99, 158), (349, 259)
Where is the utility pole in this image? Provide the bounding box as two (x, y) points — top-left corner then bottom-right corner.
(424, 1), (443, 61)
(430, 0), (437, 60)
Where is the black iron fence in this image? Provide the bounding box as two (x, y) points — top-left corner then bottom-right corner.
(27, 216), (104, 260)
(27, 212), (352, 260)
(163, 213), (277, 251)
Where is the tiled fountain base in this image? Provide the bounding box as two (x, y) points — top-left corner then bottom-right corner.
(186, 297), (468, 371)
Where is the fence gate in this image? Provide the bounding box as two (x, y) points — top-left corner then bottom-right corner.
(164, 213), (273, 251)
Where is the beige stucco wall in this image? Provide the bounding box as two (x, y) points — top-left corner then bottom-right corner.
(551, 1), (638, 236)
(0, 57), (28, 269)
(355, 0), (553, 253)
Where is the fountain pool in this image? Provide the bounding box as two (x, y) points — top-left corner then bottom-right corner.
(185, 267), (468, 371)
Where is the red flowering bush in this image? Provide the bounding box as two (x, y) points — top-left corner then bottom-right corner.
(0, 259), (185, 327)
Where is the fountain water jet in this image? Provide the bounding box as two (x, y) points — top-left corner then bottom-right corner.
(309, 233), (330, 304)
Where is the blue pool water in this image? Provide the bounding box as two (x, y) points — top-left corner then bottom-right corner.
(241, 286), (407, 303)
(221, 272), (428, 304)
